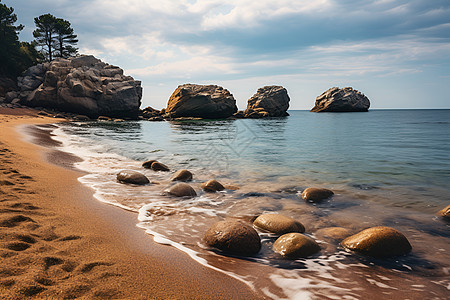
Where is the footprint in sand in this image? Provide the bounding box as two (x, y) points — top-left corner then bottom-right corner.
(0, 215), (35, 227)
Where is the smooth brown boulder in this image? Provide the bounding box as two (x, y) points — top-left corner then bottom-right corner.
(253, 214), (305, 235)
(142, 160), (157, 169)
(116, 170), (149, 185)
(150, 161), (170, 172)
(301, 187), (334, 203)
(273, 233), (320, 258)
(167, 183), (197, 197)
(203, 220), (261, 256)
(171, 169), (193, 182)
(341, 226), (412, 257)
(315, 227), (351, 241)
(437, 205), (450, 220)
(201, 180), (225, 192)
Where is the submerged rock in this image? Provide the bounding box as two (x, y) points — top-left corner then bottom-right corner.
(437, 205), (450, 220)
(203, 220), (261, 256)
(171, 169), (193, 182)
(17, 55), (142, 118)
(301, 188), (334, 203)
(201, 179), (225, 193)
(116, 170), (149, 185)
(165, 84), (237, 119)
(244, 86), (290, 118)
(341, 226), (412, 257)
(167, 183), (197, 197)
(253, 214), (305, 235)
(311, 87), (370, 112)
(273, 233), (320, 258)
(315, 227), (352, 241)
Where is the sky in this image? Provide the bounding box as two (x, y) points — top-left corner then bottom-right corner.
(4, 0), (450, 110)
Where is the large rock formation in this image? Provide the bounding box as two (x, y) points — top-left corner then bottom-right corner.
(311, 87), (370, 112)
(14, 55), (142, 118)
(165, 84), (237, 119)
(243, 86), (290, 118)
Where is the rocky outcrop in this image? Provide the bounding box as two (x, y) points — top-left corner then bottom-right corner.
(311, 87), (370, 112)
(0, 77), (17, 98)
(273, 233), (321, 258)
(203, 220), (261, 256)
(253, 214), (305, 235)
(301, 187), (334, 203)
(15, 55), (142, 118)
(243, 86), (290, 118)
(341, 226), (412, 257)
(165, 84), (237, 119)
(116, 170), (149, 185)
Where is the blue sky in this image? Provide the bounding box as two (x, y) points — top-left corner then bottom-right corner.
(5, 0), (450, 110)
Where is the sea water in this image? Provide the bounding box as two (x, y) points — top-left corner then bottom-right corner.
(48, 110), (449, 299)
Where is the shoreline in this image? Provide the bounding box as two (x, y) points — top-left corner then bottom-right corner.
(0, 108), (259, 299)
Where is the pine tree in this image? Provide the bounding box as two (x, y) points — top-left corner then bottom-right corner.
(53, 18), (78, 58)
(33, 13), (57, 61)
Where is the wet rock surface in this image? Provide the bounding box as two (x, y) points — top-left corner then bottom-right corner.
(167, 183), (197, 197)
(253, 214), (305, 235)
(341, 226), (412, 257)
(203, 220), (261, 256)
(171, 169), (193, 182)
(116, 170), (149, 185)
(201, 179), (225, 192)
(301, 187), (334, 203)
(273, 233), (321, 258)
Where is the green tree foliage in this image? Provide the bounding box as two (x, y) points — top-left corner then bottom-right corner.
(54, 18), (78, 58)
(0, 0), (40, 78)
(33, 14), (78, 61)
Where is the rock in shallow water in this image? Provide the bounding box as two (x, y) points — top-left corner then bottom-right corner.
(243, 86), (290, 118)
(165, 84), (237, 119)
(301, 187), (334, 203)
(203, 220), (261, 256)
(171, 169), (193, 182)
(311, 87), (370, 112)
(150, 161), (170, 172)
(253, 214), (305, 235)
(167, 182), (197, 197)
(315, 227), (351, 241)
(273, 233), (321, 258)
(201, 179), (225, 192)
(116, 170), (149, 185)
(341, 226), (412, 257)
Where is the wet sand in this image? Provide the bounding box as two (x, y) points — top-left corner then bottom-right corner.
(0, 108), (259, 299)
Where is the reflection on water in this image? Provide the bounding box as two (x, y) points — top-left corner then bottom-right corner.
(52, 110), (450, 299)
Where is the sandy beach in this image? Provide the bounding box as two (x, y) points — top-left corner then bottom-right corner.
(0, 107), (259, 299)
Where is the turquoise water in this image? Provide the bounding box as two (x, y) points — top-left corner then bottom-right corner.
(50, 109), (450, 299)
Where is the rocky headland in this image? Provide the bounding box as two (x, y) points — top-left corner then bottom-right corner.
(3, 55), (142, 118)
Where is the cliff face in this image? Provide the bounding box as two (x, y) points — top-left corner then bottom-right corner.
(9, 55), (142, 118)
